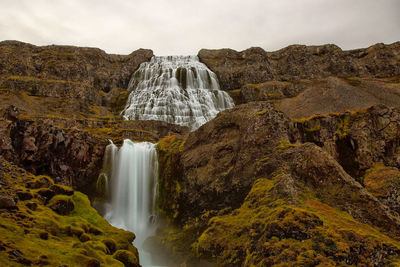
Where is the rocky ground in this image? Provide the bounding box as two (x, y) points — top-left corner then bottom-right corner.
(1, 40), (400, 266)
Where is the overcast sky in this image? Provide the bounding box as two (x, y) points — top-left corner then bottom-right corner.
(1, 0), (399, 55)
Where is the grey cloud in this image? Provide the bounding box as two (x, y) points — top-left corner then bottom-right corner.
(0, 0), (399, 55)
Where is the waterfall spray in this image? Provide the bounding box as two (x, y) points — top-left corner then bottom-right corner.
(98, 140), (159, 252)
(122, 55), (234, 130)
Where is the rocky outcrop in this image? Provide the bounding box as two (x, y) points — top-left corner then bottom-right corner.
(199, 43), (400, 120)
(0, 40), (153, 93)
(199, 42), (400, 91)
(278, 77), (400, 119)
(0, 41), (153, 125)
(0, 106), (188, 192)
(156, 102), (400, 266)
(290, 105), (400, 179)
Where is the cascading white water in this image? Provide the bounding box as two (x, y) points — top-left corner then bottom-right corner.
(96, 55), (233, 266)
(122, 55), (234, 130)
(98, 140), (159, 266)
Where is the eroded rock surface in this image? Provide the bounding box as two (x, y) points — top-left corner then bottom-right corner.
(157, 103), (400, 266)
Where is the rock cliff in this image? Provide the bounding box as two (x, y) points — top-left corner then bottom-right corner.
(1, 40), (400, 266)
(199, 43), (400, 119)
(157, 103), (400, 266)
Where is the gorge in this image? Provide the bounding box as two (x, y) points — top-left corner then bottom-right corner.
(0, 40), (400, 266)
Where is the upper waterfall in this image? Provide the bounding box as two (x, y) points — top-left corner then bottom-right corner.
(122, 55), (234, 130)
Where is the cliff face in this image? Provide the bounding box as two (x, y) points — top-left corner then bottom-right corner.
(0, 41), (188, 191)
(198, 43), (400, 91)
(199, 43), (400, 119)
(0, 40), (153, 93)
(1, 40), (400, 266)
(157, 103), (400, 266)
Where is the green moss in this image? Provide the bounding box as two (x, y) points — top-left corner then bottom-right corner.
(336, 115), (351, 138)
(193, 177), (400, 265)
(0, 159), (138, 266)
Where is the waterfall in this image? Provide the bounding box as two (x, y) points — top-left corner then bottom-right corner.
(98, 140), (159, 261)
(122, 55), (234, 130)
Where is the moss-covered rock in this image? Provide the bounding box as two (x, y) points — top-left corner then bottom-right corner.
(155, 102), (400, 266)
(0, 157), (139, 266)
(113, 250), (140, 267)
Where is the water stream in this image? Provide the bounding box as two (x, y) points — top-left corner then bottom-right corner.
(96, 55), (234, 266)
(96, 140), (160, 266)
(122, 55), (234, 130)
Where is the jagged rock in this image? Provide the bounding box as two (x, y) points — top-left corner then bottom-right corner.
(0, 40), (153, 94)
(289, 105), (400, 179)
(157, 102), (400, 266)
(199, 42), (400, 91)
(158, 101), (292, 223)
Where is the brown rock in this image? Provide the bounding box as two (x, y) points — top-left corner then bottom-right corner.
(86, 259), (100, 267)
(0, 196), (17, 209)
(103, 239), (116, 255)
(199, 42), (400, 91)
(49, 184), (74, 196)
(48, 196), (74, 215)
(37, 188), (55, 203)
(0, 40), (153, 94)
(39, 232), (48, 240)
(79, 233), (90, 242)
(25, 201), (37, 211)
(16, 190), (33, 201)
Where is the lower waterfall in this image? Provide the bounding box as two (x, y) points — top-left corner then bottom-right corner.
(96, 139), (161, 266)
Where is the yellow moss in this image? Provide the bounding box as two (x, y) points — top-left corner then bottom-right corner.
(5, 75), (94, 88)
(364, 163), (400, 198)
(0, 158), (137, 266)
(336, 115), (351, 138)
(256, 109), (267, 115)
(192, 176), (400, 266)
(277, 139), (296, 149)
